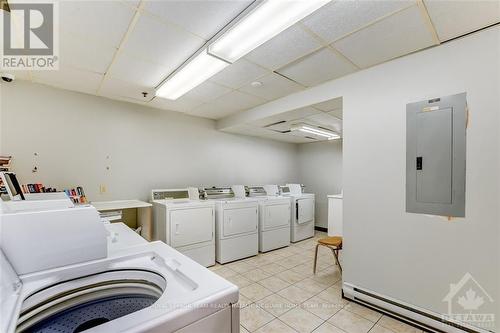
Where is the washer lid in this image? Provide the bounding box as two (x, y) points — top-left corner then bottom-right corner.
(1, 250), (21, 333)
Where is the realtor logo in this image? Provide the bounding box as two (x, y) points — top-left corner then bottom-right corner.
(442, 273), (495, 330)
(1, 0), (59, 70)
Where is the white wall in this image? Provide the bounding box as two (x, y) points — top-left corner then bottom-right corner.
(220, 27), (500, 330)
(0, 81), (299, 201)
(297, 140), (342, 228)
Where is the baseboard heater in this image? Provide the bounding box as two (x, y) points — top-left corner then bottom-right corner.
(343, 283), (491, 333)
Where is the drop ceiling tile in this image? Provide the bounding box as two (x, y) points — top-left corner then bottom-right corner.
(313, 97), (343, 112)
(212, 90), (267, 112)
(60, 32), (116, 74)
(304, 113), (343, 133)
(144, 0), (253, 40)
(99, 77), (154, 102)
(236, 125), (278, 137)
(59, 1), (135, 48)
(252, 106), (322, 127)
(278, 48), (357, 87)
(265, 121), (291, 133)
(187, 103), (233, 120)
(424, 0), (500, 42)
(333, 5), (436, 68)
(121, 13), (205, 70)
(245, 25), (323, 70)
(210, 59), (269, 89)
(303, 0), (414, 43)
(32, 66), (103, 95)
(183, 81), (232, 103)
(108, 53), (169, 87)
(189, 90), (266, 119)
(149, 96), (203, 113)
(239, 73), (304, 101)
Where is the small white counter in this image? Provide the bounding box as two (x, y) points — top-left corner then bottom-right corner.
(327, 194), (343, 236)
(91, 200), (153, 241)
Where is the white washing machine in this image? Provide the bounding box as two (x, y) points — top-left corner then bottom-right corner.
(201, 186), (259, 264)
(104, 222), (149, 253)
(1, 200), (239, 333)
(281, 184), (315, 242)
(151, 188), (215, 267)
(246, 186), (291, 252)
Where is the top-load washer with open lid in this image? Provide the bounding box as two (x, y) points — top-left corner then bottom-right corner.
(0, 194), (239, 333)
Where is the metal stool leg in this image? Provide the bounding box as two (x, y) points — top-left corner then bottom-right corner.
(329, 247), (342, 273)
(313, 244), (320, 274)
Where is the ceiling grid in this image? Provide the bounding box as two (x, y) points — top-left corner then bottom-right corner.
(3, 0), (498, 139)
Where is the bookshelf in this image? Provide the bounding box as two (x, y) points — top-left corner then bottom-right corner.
(0, 156), (12, 195)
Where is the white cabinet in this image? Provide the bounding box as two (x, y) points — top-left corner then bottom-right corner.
(327, 195), (343, 236)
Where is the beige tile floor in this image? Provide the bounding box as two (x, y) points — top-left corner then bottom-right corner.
(210, 232), (424, 333)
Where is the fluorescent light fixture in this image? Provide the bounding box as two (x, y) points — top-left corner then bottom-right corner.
(209, 0), (331, 63)
(299, 127), (331, 138)
(293, 123), (340, 139)
(156, 0), (330, 99)
(156, 49), (229, 100)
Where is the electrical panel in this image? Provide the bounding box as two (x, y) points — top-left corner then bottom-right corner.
(406, 92), (467, 217)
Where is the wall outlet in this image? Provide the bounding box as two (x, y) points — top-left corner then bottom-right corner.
(99, 184), (107, 194)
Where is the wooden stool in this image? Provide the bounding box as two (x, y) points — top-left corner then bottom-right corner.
(313, 236), (343, 274)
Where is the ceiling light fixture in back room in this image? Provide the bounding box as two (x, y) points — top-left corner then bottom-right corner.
(156, 0), (331, 100)
(291, 123), (340, 140)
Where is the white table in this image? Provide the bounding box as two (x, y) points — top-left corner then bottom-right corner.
(91, 200), (153, 241)
(327, 194), (343, 237)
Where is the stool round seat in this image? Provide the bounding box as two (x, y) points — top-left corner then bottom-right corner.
(318, 236), (342, 247)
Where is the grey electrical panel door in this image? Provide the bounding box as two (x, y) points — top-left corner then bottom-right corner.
(406, 93), (467, 217)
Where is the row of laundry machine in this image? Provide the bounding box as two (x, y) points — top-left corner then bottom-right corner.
(151, 184), (315, 266)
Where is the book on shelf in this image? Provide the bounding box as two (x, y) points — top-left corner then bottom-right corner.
(17, 182), (88, 205)
(0, 156), (12, 194)
(0, 156), (12, 165)
(0, 156), (12, 172)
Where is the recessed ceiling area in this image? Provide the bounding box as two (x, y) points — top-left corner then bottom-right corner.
(3, 0), (499, 123)
(225, 97), (343, 144)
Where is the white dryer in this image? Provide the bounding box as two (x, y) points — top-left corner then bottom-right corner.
(247, 186), (291, 252)
(1, 202), (239, 333)
(281, 184), (315, 242)
(201, 186), (259, 264)
(151, 188), (215, 267)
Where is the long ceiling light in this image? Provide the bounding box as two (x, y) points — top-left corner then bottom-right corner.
(156, 49), (229, 100)
(293, 124), (340, 139)
(156, 0), (330, 100)
(209, 0), (331, 63)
